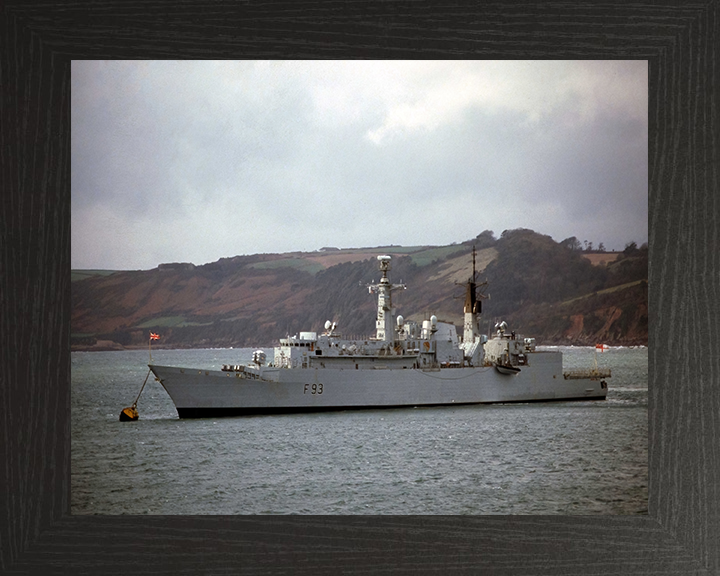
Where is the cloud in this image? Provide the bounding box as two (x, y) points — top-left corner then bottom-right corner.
(71, 60), (647, 270)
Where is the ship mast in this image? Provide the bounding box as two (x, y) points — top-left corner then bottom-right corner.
(368, 255), (406, 342)
(463, 246), (484, 343)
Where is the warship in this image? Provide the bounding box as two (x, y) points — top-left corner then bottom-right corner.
(149, 250), (610, 418)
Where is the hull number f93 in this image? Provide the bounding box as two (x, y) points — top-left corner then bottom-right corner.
(304, 383), (324, 395)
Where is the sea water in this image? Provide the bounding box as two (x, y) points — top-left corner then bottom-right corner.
(71, 346), (647, 515)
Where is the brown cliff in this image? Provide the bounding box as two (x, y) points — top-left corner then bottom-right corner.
(72, 231), (647, 350)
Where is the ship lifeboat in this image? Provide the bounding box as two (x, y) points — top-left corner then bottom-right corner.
(495, 364), (521, 375)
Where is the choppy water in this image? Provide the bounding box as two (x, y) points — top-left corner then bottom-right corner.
(71, 346), (647, 515)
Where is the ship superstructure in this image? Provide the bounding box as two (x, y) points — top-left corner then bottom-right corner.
(150, 251), (610, 418)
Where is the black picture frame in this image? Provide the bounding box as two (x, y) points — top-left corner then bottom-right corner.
(2, 2), (717, 574)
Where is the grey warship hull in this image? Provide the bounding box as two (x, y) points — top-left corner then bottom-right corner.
(150, 351), (607, 418)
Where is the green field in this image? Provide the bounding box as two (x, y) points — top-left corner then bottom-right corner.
(373, 245), (427, 254)
(410, 245), (469, 267)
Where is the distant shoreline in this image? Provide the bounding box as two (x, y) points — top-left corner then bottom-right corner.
(71, 338), (648, 353)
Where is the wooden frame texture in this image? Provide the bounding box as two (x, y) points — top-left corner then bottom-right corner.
(1, 2), (718, 574)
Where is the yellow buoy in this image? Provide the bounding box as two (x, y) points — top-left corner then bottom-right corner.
(119, 405), (139, 421)
(119, 367), (152, 422)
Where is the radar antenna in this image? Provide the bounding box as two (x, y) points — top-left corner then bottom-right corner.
(472, 244), (477, 282)
(454, 245), (489, 303)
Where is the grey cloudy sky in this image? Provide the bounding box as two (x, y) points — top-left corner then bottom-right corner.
(71, 60), (648, 270)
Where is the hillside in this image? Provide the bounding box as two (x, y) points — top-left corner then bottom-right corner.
(71, 230), (647, 350)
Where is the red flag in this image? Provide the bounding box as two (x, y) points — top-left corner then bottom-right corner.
(595, 343), (607, 352)
(150, 332), (160, 340)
